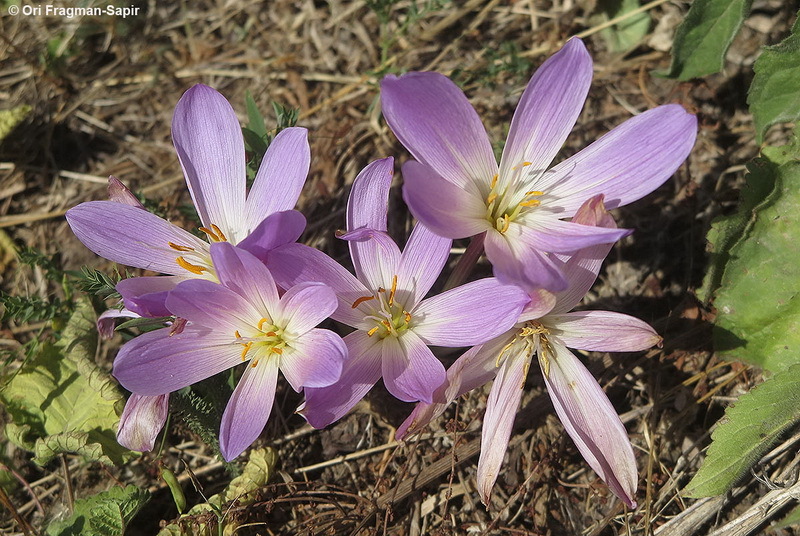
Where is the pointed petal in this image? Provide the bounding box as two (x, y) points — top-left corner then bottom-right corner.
(397, 221), (452, 306)
(267, 243), (370, 328)
(237, 210), (306, 261)
(477, 352), (530, 504)
(547, 311), (661, 352)
(280, 328), (346, 391)
(97, 307), (140, 340)
(518, 289), (558, 322)
(381, 72), (498, 188)
(172, 84), (246, 240)
(299, 330), (383, 428)
(382, 331), (445, 403)
(113, 327), (241, 395)
(402, 160), (489, 239)
(498, 38), (592, 191)
(167, 278), (259, 330)
(209, 242), (280, 315)
(483, 227), (567, 292)
(116, 393), (169, 452)
(66, 201), (207, 275)
(219, 359), (279, 461)
(277, 282), (338, 335)
(541, 105), (697, 216)
(543, 343), (638, 508)
(117, 275), (184, 318)
(346, 157), (392, 233)
(520, 217), (630, 254)
(245, 127), (310, 230)
(108, 176), (145, 208)
(340, 228), (401, 294)
(412, 278), (528, 346)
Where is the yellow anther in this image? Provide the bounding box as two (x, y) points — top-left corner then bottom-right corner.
(525, 190), (544, 196)
(522, 161), (532, 167)
(381, 320), (392, 329)
(404, 311), (411, 323)
(496, 340), (516, 367)
(240, 341), (253, 360)
(519, 199), (541, 207)
(490, 174), (499, 188)
(388, 275), (398, 306)
(367, 326), (379, 337)
(521, 360), (531, 389)
(257, 318), (268, 331)
(176, 256), (207, 275)
(486, 192), (498, 205)
(198, 226), (220, 241)
(234, 330), (241, 339)
(352, 295), (376, 309)
(211, 224), (228, 242)
(265, 331), (276, 337)
(539, 350), (550, 378)
(500, 214), (511, 233)
(271, 347), (283, 355)
(168, 242), (195, 252)
(251, 359), (259, 367)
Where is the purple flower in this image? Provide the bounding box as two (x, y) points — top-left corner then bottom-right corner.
(66, 84), (310, 316)
(396, 196), (661, 508)
(117, 393), (169, 452)
(268, 157), (530, 429)
(381, 37), (697, 291)
(112, 242), (346, 461)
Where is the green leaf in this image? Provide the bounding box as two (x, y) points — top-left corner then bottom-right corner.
(748, 17), (800, 144)
(776, 503), (800, 529)
(0, 299), (133, 465)
(244, 91), (268, 139)
(684, 364), (800, 497)
(665, 0), (752, 80)
(597, 0), (651, 53)
(45, 485), (150, 536)
(712, 141), (800, 371)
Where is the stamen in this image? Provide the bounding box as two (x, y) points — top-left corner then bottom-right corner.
(240, 341), (253, 360)
(211, 224), (228, 242)
(265, 331), (276, 337)
(367, 326), (379, 337)
(352, 295), (376, 308)
(234, 330), (241, 339)
(486, 192), (497, 205)
(381, 320), (392, 330)
(538, 349), (550, 378)
(168, 242), (195, 252)
(198, 226), (220, 241)
(388, 275), (398, 306)
(176, 256), (207, 275)
(500, 214), (511, 233)
(519, 199), (541, 207)
(522, 161), (532, 167)
(525, 190), (544, 196)
(271, 347), (283, 355)
(257, 318), (268, 331)
(251, 359), (259, 367)
(404, 311), (411, 323)
(490, 174), (498, 189)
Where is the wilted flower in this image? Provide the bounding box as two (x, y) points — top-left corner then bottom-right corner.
(116, 393), (169, 452)
(381, 38), (696, 291)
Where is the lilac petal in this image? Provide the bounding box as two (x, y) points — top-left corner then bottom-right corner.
(172, 84), (246, 240)
(483, 228), (567, 292)
(97, 307), (139, 340)
(519, 217), (630, 254)
(542, 105), (697, 216)
(339, 228), (401, 294)
(543, 342), (638, 508)
(117, 393), (169, 452)
(413, 278), (529, 346)
(382, 331), (445, 403)
(381, 72), (498, 188)
(108, 176), (144, 208)
(113, 326), (241, 395)
(245, 127), (310, 230)
(402, 160), (489, 239)
(397, 221), (452, 306)
(117, 276), (184, 318)
(498, 38), (592, 191)
(518, 289), (558, 322)
(267, 243), (370, 328)
(396, 333), (511, 439)
(548, 311), (661, 352)
(66, 201), (208, 274)
(219, 359), (279, 461)
(276, 282), (338, 335)
(280, 328), (346, 391)
(209, 242), (280, 314)
(477, 352), (530, 505)
(166, 278), (259, 331)
(299, 330), (383, 429)
(346, 157), (392, 233)
(237, 210), (306, 262)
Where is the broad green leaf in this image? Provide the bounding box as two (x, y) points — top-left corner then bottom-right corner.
(776, 503), (800, 528)
(748, 17), (800, 143)
(713, 141), (800, 371)
(597, 0), (651, 53)
(158, 447), (278, 536)
(665, 0), (752, 80)
(244, 91), (268, 139)
(45, 485), (150, 536)
(0, 299), (132, 465)
(0, 105), (30, 141)
(684, 364), (800, 497)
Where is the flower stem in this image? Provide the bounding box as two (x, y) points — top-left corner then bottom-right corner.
(444, 232), (486, 291)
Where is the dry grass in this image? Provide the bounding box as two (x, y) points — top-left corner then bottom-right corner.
(1, 0), (798, 534)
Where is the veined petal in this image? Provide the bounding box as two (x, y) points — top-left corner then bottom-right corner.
(340, 228), (401, 295)
(483, 229), (567, 291)
(166, 278), (259, 331)
(382, 331), (445, 403)
(547, 311), (661, 352)
(518, 289), (558, 322)
(346, 157), (392, 233)
(116, 393), (169, 452)
(381, 72), (498, 188)
(280, 328), (346, 391)
(209, 242), (280, 314)
(541, 105), (697, 216)
(267, 243), (370, 328)
(412, 278), (529, 347)
(498, 38), (592, 191)
(543, 342), (638, 508)
(402, 160), (489, 239)
(299, 330), (383, 429)
(97, 307), (140, 340)
(477, 351), (530, 505)
(172, 84), (246, 240)
(245, 127), (310, 231)
(276, 282), (338, 335)
(219, 359), (279, 461)
(117, 275), (184, 318)
(397, 221), (452, 307)
(237, 210), (306, 262)
(113, 326), (241, 395)
(108, 176), (144, 208)
(66, 201), (208, 275)
(517, 217), (630, 254)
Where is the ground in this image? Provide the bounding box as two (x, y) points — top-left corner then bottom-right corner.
(1, 0), (799, 534)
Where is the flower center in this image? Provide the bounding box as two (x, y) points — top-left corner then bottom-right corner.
(484, 162), (545, 234)
(495, 320), (554, 379)
(235, 317), (289, 367)
(351, 275), (413, 339)
(168, 224), (229, 278)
